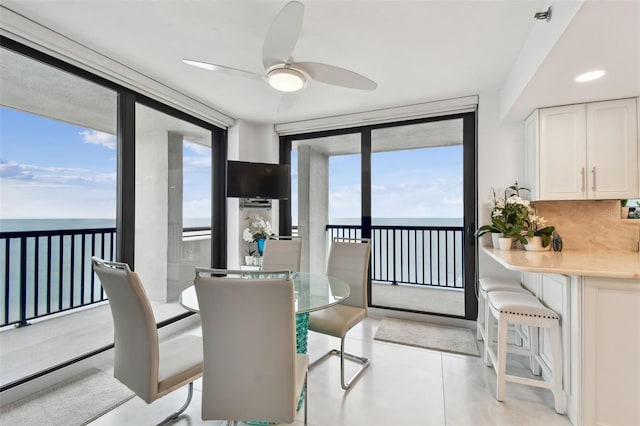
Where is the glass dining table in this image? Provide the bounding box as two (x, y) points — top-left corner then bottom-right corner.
(179, 272), (351, 353)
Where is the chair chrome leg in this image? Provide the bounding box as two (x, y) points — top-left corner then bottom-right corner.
(156, 382), (194, 426)
(309, 336), (370, 391)
(304, 371), (308, 426)
(337, 336), (370, 390)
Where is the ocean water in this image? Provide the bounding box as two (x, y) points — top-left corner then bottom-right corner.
(0, 219), (116, 326)
(328, 217), (463, 227)
(0, 217), (211, 232)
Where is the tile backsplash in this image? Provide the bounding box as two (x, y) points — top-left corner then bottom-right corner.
(532, 200), (640, 252)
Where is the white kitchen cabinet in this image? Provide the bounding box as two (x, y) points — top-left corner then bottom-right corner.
(525, 98), (638, 201)
(582, 276), (640, 426)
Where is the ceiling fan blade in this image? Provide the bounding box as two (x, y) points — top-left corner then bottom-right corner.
(277, 90), (304, 112)
(294, 62), (377, 90)
(183, 59), (265, 81)
(262, 1), (304, 70)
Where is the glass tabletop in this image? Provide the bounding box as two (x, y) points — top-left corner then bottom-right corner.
(179, 272), (350, 314)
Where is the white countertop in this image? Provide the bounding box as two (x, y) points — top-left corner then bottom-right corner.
(482, 246), (640, 279)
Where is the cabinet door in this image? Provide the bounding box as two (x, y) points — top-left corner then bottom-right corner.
(539, 104), (587, 200)
(586, 98), (639, 199)
(583, 277), (640, 426)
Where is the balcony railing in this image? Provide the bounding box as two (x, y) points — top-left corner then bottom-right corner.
(0, 228), (116, 328)
(1, 223), (463, 328)
(326, 224), (464, 289)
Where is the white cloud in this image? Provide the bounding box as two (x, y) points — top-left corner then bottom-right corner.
(0, 159), (115, 188)
(0, 160), (33, 180)
(80, 130), (116, 149)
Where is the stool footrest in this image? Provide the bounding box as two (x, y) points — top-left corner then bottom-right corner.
(505, 374), (554, 389)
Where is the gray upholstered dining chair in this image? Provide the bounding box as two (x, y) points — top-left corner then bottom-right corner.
(261, 236), (303, 272)
(308, 237), (372, 390)
(92, 257), (203, 425)
(194, 268), (308, 425)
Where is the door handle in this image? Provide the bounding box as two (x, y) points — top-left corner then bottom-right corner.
(580, 168), (585, 192)
(592, 167), (596, 192)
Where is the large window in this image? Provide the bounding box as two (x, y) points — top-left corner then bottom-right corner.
(0, 46), (118, 385)
(0, 40), (225, 391)
(370, 119), (464, 316)
(134, 103), (212, 302)
(287, 113), (476, 320)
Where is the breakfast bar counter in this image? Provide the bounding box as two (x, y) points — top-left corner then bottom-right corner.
(481, 246), (640, 426)
(481, 246), (640, 279)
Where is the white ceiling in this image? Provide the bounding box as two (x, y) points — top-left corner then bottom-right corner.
(2, 0), (638, 126)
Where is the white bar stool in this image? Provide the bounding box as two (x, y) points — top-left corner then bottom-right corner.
(476, 278), (530, 343)
(485, 290), (565, 414)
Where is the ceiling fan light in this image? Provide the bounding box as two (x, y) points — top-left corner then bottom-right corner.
(575, 70), (606, 82)
(268, 68), (305, 92)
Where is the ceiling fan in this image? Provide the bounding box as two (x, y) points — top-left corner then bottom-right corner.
(183, 1), (377, 108)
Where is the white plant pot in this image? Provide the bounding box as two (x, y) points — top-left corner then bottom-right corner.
(244, 255), (255, 266)
(491, 233), (501, 248)
(498, 237), (512, 250)
(524, 236), (551, 251)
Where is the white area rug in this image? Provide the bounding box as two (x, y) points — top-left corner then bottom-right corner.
(374, 317), (480, 357)
(0, 368), (134, 426)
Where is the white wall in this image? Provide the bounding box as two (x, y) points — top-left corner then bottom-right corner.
(477, 90), (526, 281)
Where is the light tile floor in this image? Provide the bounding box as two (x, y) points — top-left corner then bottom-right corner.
(91, 318), (571, 426)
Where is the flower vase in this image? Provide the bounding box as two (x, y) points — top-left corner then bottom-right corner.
(256, 238), (266, 256)
(498, 237), (512, 251)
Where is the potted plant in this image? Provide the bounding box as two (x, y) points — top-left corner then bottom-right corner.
(243, 214), (274, 258)
(476, 183), (530, 249)
(475, 221), (502, 248)
(242, 227), (257, 265)
(524, 211), (555, 251)
(493, 217), (527, 250)
(498, 182), (530, 249)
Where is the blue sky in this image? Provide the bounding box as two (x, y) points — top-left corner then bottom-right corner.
(1, 106), (462, 221)
(291, 145), (463, 222)
(1, 107), (117, 218)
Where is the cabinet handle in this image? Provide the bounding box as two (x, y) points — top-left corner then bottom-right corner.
(592, 167), (596, 191)
(580, 168), (585, 192)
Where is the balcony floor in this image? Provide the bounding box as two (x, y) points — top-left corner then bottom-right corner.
(372, 282), (464, 316)
(0, 301), (188, 389)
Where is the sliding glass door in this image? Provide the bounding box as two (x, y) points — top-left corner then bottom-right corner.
(285, 112), (477, 320)
(370, 119), (465, 316)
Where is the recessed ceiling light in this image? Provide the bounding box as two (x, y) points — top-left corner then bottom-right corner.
(575, 70), (606, 82)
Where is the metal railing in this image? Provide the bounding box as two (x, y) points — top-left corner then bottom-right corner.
(0, 228), (116, 328)
(326, 224), (464, 289)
